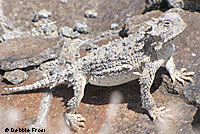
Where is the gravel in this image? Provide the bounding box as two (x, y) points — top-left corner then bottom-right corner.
(31, 19), (58, 37)
(60, 0), (68, 3)
(33, 9), (52, 22)
(84, 10), (97, 18)
(58, 26), (80, 38)
(74, 22), (89, 34)
(110, 23), (119, 30)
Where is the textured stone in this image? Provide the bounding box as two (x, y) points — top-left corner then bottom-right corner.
(0, 37), (61, 70)
(84, 10), (97, 18)
(2, 0), (145, 36)
(110, 23), (119, 30)
(145, 0), (200, 12)
(167, 0), (200, 11)
(167, 0), (184, 8)
(31, 19), (58, 37)
(58, 26), (80, 39)
(120, 10), (162, 37)
(145, 0), (168, 12)
(0, 12), (31, 42)
(74, 22), (89, 34)
(60, 0), (68, 3)
(3, 69), (28, 84)
(0, 75), (3, 82)
(33, 9), (52, 22)
(164, 8), (200, 108)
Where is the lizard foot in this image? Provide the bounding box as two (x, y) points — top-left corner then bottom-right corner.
(149, 107), (171, 121)
(64, 113), (86, 131)
(172, 68), (195, 85)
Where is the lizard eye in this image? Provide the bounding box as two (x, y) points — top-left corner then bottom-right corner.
(146, 26), (152, 32)
(164, 20), (172, 27)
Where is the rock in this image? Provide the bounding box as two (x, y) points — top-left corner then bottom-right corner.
(168, 0), (200, 11)
(0, 23), (4, 37)
(33, 9), (52, 22)
(58, 26), (80, 39)
(42, 24), (57, 37)
(120, 10), (162, 37)
(0, 37), (61, 71)
(125, 13), (132, 18)
(74, 22), (89, 34)
(145, 0), (168, 12)
(3, 69), (28, 84)
(145, 0), (200, 12)
(164, 8), (200, 108)
(1, 31), (31, 42)
(0, 75), (3, 82)
(84, 10), (97, 18)
(31, 19), (58, 37)
(38, 9), (51, 18)
(167, 0), (184, 8)
(110, 23), (119, 30)
(60, 0), (68, 3)
(2, 0), (146, 37)
(0, 14), (30, 42)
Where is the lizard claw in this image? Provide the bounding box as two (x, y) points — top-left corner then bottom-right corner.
(172, 68), (194, 85)
(149, 107), (172, 121)
(64, 113), (86, 131)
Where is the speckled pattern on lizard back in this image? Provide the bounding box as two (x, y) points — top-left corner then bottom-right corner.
(4, 12), (194, 131)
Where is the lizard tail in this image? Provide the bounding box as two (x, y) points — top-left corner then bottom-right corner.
(4, 64), (75, 92)
(4, 76), (54, 91)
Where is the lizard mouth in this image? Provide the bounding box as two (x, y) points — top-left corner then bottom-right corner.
(164, 32), (179, 43)
(166, 37), (174, 44)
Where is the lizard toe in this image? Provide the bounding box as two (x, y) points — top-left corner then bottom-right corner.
(64, 113), (86, 131)
(149, 107), (172, 122)
(173, 68), (194, 85)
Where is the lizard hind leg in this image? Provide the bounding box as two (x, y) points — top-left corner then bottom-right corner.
(64, 73), (87, 131)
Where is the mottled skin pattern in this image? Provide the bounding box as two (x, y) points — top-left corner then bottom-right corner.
(4, 13), (194, 130)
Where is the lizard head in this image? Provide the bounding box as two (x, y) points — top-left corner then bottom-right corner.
(145, 12), (187, 43)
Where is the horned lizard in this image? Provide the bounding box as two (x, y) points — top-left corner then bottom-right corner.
(4, 12), (194, 130)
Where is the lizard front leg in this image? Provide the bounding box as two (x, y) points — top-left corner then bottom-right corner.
(165, 56), (194, 85)
(64, 73), (87, 131)
(139, 60), (168, 120)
